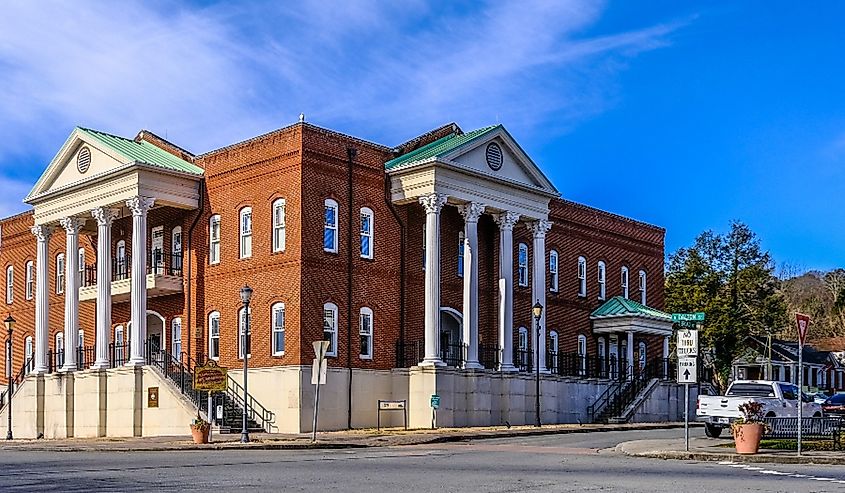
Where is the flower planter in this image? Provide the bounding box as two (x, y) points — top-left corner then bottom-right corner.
(190, 424), (210, 444)
(733, 423), (764, 454)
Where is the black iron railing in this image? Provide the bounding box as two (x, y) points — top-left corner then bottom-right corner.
(394, 340), (465, 368)
(82, 251), (183, 287)
(515, 349), (532, 372)
(478, 343), (499, 370)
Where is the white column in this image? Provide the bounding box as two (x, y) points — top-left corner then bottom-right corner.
(419, 192), (448, 367)
(627, 331), (635, 380)
(460, 202), (484, 370)
(31, 224), (53, 374)
(528, 220), (552, 373)
(59, 217), (84, 372)
(496, 211), (520, 372)
(126, 196), (155, 366)
(91, 207), (118, 369)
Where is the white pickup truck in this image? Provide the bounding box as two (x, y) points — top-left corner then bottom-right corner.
(696, 380), (822, 438)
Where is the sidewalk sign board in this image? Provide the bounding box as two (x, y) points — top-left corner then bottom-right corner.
(377, 400), (408, 431)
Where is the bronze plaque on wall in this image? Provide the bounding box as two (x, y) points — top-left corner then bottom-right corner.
(148, 387), (159, 408)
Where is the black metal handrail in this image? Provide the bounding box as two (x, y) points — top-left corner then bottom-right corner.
(1, 357), (33, 408)
(515, 349), (533, 372)
(223, 371), (275, 433)
(478, 343), (499, 370)
(82, 251), (183, 287)
(588, 379), (625, 422)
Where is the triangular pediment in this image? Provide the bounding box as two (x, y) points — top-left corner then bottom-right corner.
(439, 126), (559, 196)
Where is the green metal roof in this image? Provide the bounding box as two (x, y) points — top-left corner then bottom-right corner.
(590, 296), (672, 321)
(77, 127), (203, 175)
(384, 124), (501, 170)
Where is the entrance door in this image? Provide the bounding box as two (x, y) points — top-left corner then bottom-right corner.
(609, 334), (619, 379)
(151, 226), (164, 275)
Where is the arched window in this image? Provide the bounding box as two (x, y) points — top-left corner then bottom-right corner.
(272, 199), (286, 253)
(549, 250), (559, 292)
(209, 215), (221, 264)
(577, 334), (587, 375)
(517, 243), (529, 287)
(324, 199), (339, 253)
(323, 302), (338, 357)
(24, 336), (33, 374)
(55, 332), (64, 368)
(271, 302), (285, 356)
(171, 318), (182, 362)
(172, 226), (183, 273)
(208, 312), (220, 360)
(25, 261), (33, 301)
(577, 256), (587, 297)
(638, 270), (647, 305)
(239, 207), (252, 259)
(360, 207), (374, 259)
(638, 341), (647, 373)
(5, 265), (13, 304)
(115, 325), (125, 364)
(621, 266), (629, 299)
(56, 254), (65, 294)
(457, 232), (465, 277)
(360, 307), (373, 359)
(549, 330), (559, 354)
(238, 306), (252, 359)
(116, 240), (127, 279)
(597, 261), (606, 300)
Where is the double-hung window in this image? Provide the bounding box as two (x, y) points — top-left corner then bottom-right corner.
(597, 261), (606, 300)
(25, 261), (33, 301)
(239, 207), (252, 259)
(549, 250), (559, 292)
(171, 318), (182, 362)
(238, 306), (252, 359)
(5, 265), (13, 304)
(638, 270), (647, 305)
(272, 303), (285, 356)
(621, 267), (629, 299)
(577, 256), (587, 297)
(360, 207), (373, 259)
(55, 332), (65, 367)
(56, 254), (65, 294)
(323, 303), (338, 357)
(273, 199), (286, 253)
(517, 243), (528, 287)
(360, 307), (373, 360)
(457, 232), (465, 277)
(209, 215), (221, 264)
(208, 312), (220, 360)
(324, 199), (338, 253)
(24, 336), (33, 374)
(78, 248), (85, 284)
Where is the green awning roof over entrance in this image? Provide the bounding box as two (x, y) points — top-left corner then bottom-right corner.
(590, 296), (672, 321)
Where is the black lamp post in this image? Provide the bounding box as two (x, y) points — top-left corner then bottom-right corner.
(239, 285), (253, 444)
(532, 301), (543, 428)
(5, 314), (15, 440)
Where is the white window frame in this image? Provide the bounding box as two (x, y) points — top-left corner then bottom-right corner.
(360, 207), (374, 259)
(78, 329), (84, 350)
(457, 231), (465, 277)
(24, 336), (33, 374)
(621, 266), (629, 299)
(359, 307), (373, 360)
(272, 199), (286, 253)
(116, 240), (127, 278)
(208, 312), (220, 360)
(324, 199), (339, 253)
(209, 214), (221, 265)
(638, 270), (647, 305)
(549, 330), (559, 354)
(323, 302), (338, 357)
(577, 256), (587, 297)
(172, 226), (183, 273)
(56, 254), (65, 294)
(549, 250), (559, 292)
(55, 332), (64, 368)
(25, 261), (33, 301)
(239, 207), (253, 259)
(78, 247), (85, 283)
(171, 318), (182, 360)
(597, 261), (606, 300)
(577, 334), (587, 374)
(517, 243), (529, 287)
(272, 302), (285, 356)
(238, 306), (252, 359)
(518, 327), (528, 351)
(5, 265), (13, 304)
(598, 336), (606, 360)
(115, 325), (125, 363)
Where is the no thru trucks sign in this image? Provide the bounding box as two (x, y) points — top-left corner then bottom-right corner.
(676, 329), (698, 358)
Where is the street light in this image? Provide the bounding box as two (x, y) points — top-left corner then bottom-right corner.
(5, 313), (15, 440)
(532, 301), (543, 428)
(239, 285), (253, 444)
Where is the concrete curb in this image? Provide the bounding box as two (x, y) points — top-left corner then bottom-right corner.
(618, 440), (844, 466)
(0, 422), (701, 453)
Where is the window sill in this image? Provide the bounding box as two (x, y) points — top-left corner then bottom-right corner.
(359, 355), (373, 361)
(272, 352), (285, 357)
(324, 248), (339, 255)
(360, 255), (375, 262)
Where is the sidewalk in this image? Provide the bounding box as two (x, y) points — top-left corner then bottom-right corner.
(0, 422), (691, 452)
(617, 436), (844, 465)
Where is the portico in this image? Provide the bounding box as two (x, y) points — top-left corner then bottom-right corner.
(23, 127), (202, 372)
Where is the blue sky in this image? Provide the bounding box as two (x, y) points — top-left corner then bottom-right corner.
(0, 1), (842, 271)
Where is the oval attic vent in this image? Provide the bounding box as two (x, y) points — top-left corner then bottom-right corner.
(485, 142), (503, 171)
(77, 147), (92, 174)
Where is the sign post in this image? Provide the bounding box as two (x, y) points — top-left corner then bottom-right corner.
(311, 340), (330, 442)
(673, 313), (703, 453)
(795, 313), (810, 457)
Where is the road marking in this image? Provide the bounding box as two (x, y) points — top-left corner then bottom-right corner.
(717, 461), (845, 485)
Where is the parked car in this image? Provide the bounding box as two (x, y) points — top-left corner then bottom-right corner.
(696, 380), (822, 438)
(812, 391), (831, 405)
(821, 393), (845, 418)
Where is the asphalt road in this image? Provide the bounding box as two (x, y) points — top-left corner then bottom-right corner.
(0, 429), (843, 492)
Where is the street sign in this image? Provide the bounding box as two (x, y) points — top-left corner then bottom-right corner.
(677, 357), (697, 384)
(672, 312), (705, 322)
(193, 361), (228, 392)
(379, 400), (406, 410)
(796, 313), (810, 347)
(311, 358), (327, 385)
(430, 394), (440, 409)
(676, 329), (699, 357)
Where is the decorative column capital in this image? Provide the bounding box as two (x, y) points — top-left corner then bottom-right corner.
(418, 193), (448, 214)
(31, 224), (54, 242)
(91, 207), (119, 226)
(126, 196), (155, 216)
(495, 211), (521, 231)
(459, 202), (485, 223)
(527, 219), (553, 239)
(59, 217), (85, 234)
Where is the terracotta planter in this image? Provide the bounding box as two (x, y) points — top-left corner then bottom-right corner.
(733, 423), (764, 454)
(190, 425), (210, 444)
